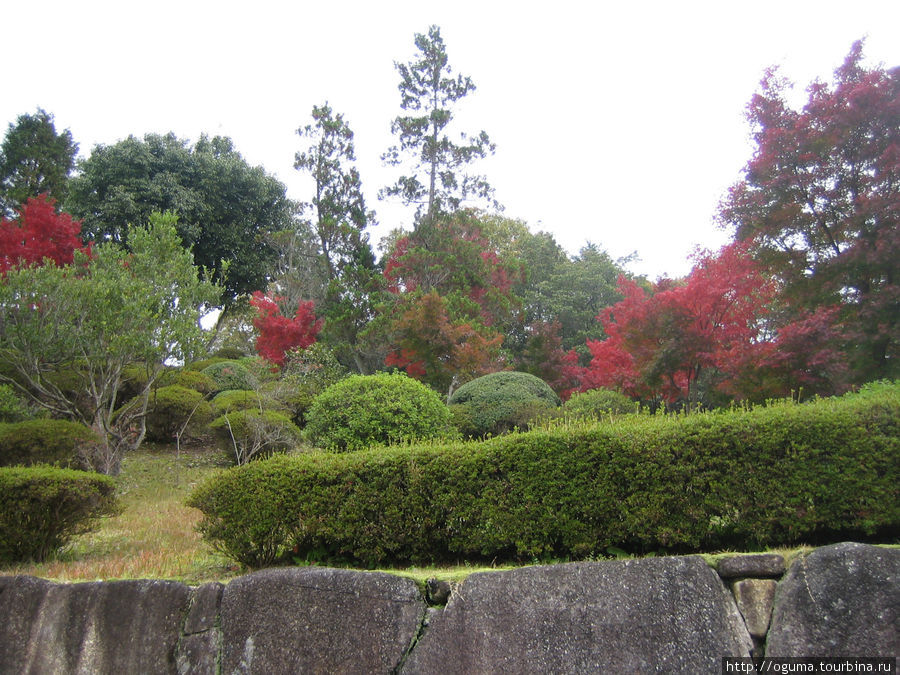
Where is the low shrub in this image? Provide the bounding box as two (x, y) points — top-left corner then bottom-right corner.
(0, 466), (118, 563)
(211, 389), (270, 415)
(162, 369), (218, 395)
(143, 385), (213, 443)
(209, 409), (302, 465)
(304, 372), (456, 451)
(185, 357), (230, 372)
(561, 388), (636, 420)
(449, 371), (561, 437)
(201, 360), (256, 393)
(189, 383), (900, 567)
(0, 420), (102, 468)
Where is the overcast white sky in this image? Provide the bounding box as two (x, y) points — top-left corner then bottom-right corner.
(2, 0), (897, 279)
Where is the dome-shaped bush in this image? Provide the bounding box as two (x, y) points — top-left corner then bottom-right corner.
(143, 385), (213, 443)
(201, 360), (256, 392)
(305, 373), (455, 451)
(448, 371), (561, 437)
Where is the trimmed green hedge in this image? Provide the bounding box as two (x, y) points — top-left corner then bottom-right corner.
(0, 420), (102, 468)
(0, 466), (118, 563)
(188, 382), (900, 567)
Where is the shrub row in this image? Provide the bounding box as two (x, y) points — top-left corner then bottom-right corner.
(0, 466), (118, 563)
(188, 382), (900, 567)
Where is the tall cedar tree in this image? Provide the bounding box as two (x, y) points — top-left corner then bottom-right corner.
(381, 25), (497, 226)
(0, 109), (78, 218)
(293, 104), (382, 372)
(720, 40), (899, 382)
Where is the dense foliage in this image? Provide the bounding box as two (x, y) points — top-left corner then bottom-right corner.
(142, 386), (213, 444)
(209, 409), (302, 465)
(0, 109), (77, 217)
(189, 383), (899, 567)
(448, 371), (561, 437)
(720, 40), (898, 384)
(0, 419), (101, 468)
(200, 361), (257, 393)
(0, 213), (220, 473)
(0, 466), (117, 563)
(66, 133), (294, 303)
(304, 372), (456, 451)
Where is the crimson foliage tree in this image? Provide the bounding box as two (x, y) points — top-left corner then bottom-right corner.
(720, 40), (899, 382)
(0, 196), (89, 274)
(575, 243), (781, 406)
(250, 292), (322, 367)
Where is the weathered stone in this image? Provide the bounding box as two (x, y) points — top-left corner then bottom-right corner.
(18, 578), (192, 673)
(177, 629), (220, 675)
(0, 575), (54, 673)
(184, 582), (224, 634)
(732, 578), (777, 638)
(220, 566), (425, 674)
(718, 553), (785, 578)
(402, 556), (752, 673)
(767, 542), (900, 656)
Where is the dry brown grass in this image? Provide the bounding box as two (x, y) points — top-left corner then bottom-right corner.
(1, 444), (241, 584)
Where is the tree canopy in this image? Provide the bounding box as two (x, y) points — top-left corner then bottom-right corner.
(720, 40), (899, 382)
(66, 133), (296, 303)
(0, 109), (78, 218)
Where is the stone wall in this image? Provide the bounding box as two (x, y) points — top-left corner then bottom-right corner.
(0, 542), (896, 673)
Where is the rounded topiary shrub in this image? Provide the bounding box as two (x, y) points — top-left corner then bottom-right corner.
(143, 385), (213, 443)
(562, 388), (636, 420)
(449, 371), (561, 437)
(0, 419), (102, 468)
(0, 466), (118, 563)
(201, 360), (256, 393)
(305, 373), (456, 451)
(209, 409), (302, 465)
(211, 389), (269, 415)
(163, 369), (218, 395)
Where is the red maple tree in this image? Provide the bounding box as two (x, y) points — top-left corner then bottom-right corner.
(0, 195), (90, 274)
(575, 242), (777, 405)
(250, 291), (322, 367)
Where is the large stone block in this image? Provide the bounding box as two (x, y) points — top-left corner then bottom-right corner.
(767, 542), (899, 656)
(8, 578), (192, 673)
(402, 556), (752, 673)
(220, 566), (425, 674)
(0, 575), (54, 672)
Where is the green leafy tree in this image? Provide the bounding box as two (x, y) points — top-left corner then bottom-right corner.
(0, 109), (78, 217)
(0, 212), (221, 474)
(292, 103), (384, 372)
(380, 25), (497, 225)
(66, 133), (295, 303)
